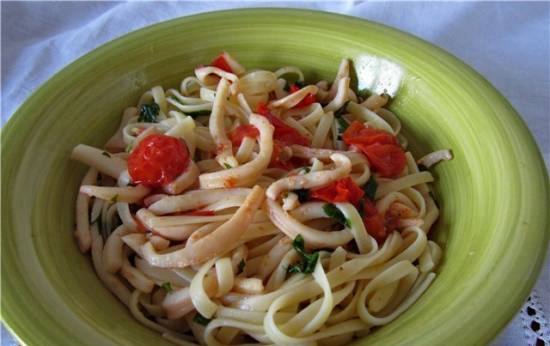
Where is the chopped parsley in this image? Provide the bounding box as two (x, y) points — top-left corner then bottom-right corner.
(237, 259), (246, 274)
(223, 163), (232, 169)
(286, 234), (319, 274)
(193, 313), (211, 326)
(101, 151), (112, 158)
(109, 194), (119, 203)
(301, 167), (311, 174)
(161, 282), (173, 292)
(357, 88), (371, 99)
(294, 189), (310, 203)
(363, 176), (378, 201)
(138, 102), (160, 123)
(323, 203), (351, 228)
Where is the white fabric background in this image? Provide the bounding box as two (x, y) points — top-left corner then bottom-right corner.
(1, 1), (549, 345)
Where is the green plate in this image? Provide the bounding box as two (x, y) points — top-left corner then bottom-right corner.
(2, 9), (549, 346)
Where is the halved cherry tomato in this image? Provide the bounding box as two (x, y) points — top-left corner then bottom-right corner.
(289, 83), (316, 108)
(363, 143), (406, 178)
(211, 54), (233, 73)
(229, 124), (259, 147)
(343, 121), (397, 146)
(256, 103), (310, 146)
(310, 177), (365, 204)
(342, 121), (405, 178)
(362, 199), (388, 243)
(128, 134), (189, 187)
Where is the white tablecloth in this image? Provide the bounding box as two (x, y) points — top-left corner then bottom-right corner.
(1, 2), (549, 345)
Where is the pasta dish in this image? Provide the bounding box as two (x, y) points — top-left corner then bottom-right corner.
(71, 52), (452, 346)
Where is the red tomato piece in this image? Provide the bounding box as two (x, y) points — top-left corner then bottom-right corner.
(310, 177), (365, 204)
(342, 121), (405, 178)
(364, 143), (406, 178)
(255, 103), (310, 146)
(362, 199), (388, 243)
(269, 141), (294, 170)
(229, 124), (259, 147)
(288, 83), (316, 108)
(128, 134), (190, 187)
(342, 121), (397, 147)
(211, 54), (233, 73)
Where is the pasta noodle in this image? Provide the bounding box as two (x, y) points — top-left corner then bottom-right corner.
(71, 52), (452, 345)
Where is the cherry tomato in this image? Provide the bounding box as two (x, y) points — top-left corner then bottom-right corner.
(256, 103), (310, 146)
(128, 134), (189, 187)
(310, 177), (365, 204)
(342, 121), (405, 178)
(362, 199), (388, 243)
(363, 143), (406, 178)
(211, 54), (233, 73)
(229, 124), (259, 147)
(343, 121), (397, 146)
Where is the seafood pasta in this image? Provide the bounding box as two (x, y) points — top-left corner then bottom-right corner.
(71, 52), (452, 346)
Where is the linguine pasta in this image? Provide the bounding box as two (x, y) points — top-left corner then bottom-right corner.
(71, 52), (451, 346)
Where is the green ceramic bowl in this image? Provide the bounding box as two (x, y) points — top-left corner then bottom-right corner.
(2, 9), (548, 346)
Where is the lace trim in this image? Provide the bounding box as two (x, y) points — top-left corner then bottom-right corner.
(521, 290), (550, 346)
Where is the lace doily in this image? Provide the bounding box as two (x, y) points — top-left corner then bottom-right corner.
(521, 290), (550, 346)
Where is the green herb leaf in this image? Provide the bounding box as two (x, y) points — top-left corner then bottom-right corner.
(101, 151), (112, 158)
(223, 163), (232, 169)
(323, 203), (351, 228)
(287, 234), (320, 274)
(125, 142), (133, 153)
(110, 194), (119, 203)
(363, 176), (378, 201)
(294, 189), (310, 203)
(161, 282), (173, 292)
(138, 102), (160, 123)
(193, 313), (211, 326)
(237, 259), (246, 274)
(357, 88), (371, 99)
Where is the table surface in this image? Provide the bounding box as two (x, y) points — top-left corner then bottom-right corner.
(1, 2), (549, 345)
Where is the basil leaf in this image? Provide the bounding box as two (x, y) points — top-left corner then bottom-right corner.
(193, 313), (211, 326)
(287, 234), (319, 274)
(323, 203), (351, 228)
(138, 102), (160, 123)
(363, 176), (378, 201)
